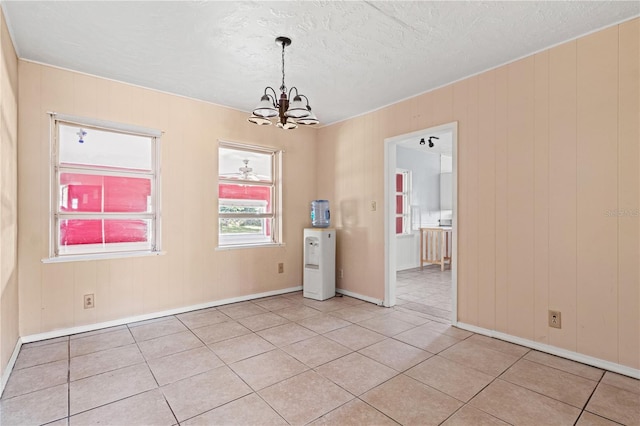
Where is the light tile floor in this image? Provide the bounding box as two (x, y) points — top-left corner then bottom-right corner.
(397, 265), (452, 322)
(1, 292), (639, 426)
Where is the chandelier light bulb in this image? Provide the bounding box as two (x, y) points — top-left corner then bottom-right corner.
(253, 94), (278, 118)
(297, 107), (319, 125)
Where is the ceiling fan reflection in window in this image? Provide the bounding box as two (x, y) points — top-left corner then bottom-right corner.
(239, 159), (258, 180)
(223, 159), (263, 181)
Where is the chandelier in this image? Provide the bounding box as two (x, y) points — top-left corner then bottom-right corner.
(248, 36), (319, 130)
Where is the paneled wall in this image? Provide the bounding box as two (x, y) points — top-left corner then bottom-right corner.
(0, 8), (19, 382)
(18, 62), (317, 337)
(318, 19), (639, 369)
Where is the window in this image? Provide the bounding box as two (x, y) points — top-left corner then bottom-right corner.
(49, 114), (161, 259)
(395, 169), (411, 235)
(218, 142), (281, 247)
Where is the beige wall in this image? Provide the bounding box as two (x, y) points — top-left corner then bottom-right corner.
(17, 62), (317, 336)
(318, 19), (639, 369)
(6, 14), (640, 373)
(0, 7), (19, 381)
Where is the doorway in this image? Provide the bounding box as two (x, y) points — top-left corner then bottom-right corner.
(383, 122), (458, 326)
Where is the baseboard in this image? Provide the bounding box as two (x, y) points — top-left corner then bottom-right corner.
(1, 337), (22, 397)
(336, 288), (384, 306)
(396, 263), (420, 272)
(21, 286), (303, 344)
(456, 322), (640, 380)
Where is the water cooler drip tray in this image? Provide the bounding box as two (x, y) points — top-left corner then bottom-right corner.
(304, 236), (320, 269)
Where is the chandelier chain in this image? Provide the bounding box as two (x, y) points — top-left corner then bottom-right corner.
(281, 41), (286, 93)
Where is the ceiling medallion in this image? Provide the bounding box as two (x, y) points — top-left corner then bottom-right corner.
(248, 36), (319, 130)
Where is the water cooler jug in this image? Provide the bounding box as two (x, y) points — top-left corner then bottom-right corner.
(303, 228), (336, 301)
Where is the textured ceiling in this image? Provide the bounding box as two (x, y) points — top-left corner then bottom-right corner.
(2, 1), (638, 125)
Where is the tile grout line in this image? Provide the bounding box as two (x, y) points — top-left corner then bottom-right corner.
(472, 345), (611, 424)
(6, 290), (637, 425)
(68, 324), (173, 422)
(443, 346), (533, 425)
(6, 310), (437, 422)
(522, 353), (604, 382)
(0, 362), (69, 402)
(573, 372), (623, 426)
(168, 308), (412, 424)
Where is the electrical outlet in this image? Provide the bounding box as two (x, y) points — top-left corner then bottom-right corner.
(549, 310), (561, 329)
(371, 201), (377, 211)
(278, 263), (284, 274)
(84, 294), (95, 309)
(339, 269), (344, 279)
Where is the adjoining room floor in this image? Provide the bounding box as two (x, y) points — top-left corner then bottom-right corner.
(1, 293), (638, 425)
(397, 265), (452, 322)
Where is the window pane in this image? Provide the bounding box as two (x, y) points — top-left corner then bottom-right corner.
(105, 220), (149, 243)
(219, 218), (269, 236)
(59, 124), (152, 171)
(60, 173), (151, 213)
(219, 184), (272, 214)
(396, 195), (403, 214)
(104, 176), (151, 212)
(396, 217), (403, 234)
(219, 147), (271, 182)
(60, 173), (102, 212)
(396, 173), (403, 192)
(60, 219), (103, 245)
(59, 219), (150, 246)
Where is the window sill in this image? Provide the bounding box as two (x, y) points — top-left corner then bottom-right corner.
(215, 243), (285, 251)
(42, 250), (166, 263)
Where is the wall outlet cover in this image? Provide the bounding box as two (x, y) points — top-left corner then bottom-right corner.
(84, 294), (95, 309)
(549, 310), (561, 329)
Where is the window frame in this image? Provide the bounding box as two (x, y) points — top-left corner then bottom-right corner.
(395, 169), (411, 235)
(217, 140), (283, 249)
(46, 113), (163, 261)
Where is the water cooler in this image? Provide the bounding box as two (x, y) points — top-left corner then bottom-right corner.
(303, 228), (336, 300)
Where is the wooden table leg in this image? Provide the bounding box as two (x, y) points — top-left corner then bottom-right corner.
(440, 230), (445, 272)
(420, 228), (424, 270)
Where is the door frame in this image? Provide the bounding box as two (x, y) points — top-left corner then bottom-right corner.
(383, 121), (458, 326)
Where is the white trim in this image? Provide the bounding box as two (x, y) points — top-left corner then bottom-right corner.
(21, 286), (302, 344)
(1, 338), (22, 397)
(384, 138), (396, 307)
(215, 242), (285, 251)
(49, 116), (162, 259)
(456, 322), (640, 380)
(218, 143), (282, 248)
(395, 168), (411, 235)
(50, 112), (163, 138)
(336, 288), (384, 306)
(383, 121), (458, 323)
(451, 124), (458, 325)
(42, 250), (166, 263)
(218, 139), (280, 155)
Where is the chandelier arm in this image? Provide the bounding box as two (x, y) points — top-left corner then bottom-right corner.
(263, 87), (279, 107)
(297, 93), (311, 107)
(287, 86), (300, 100)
